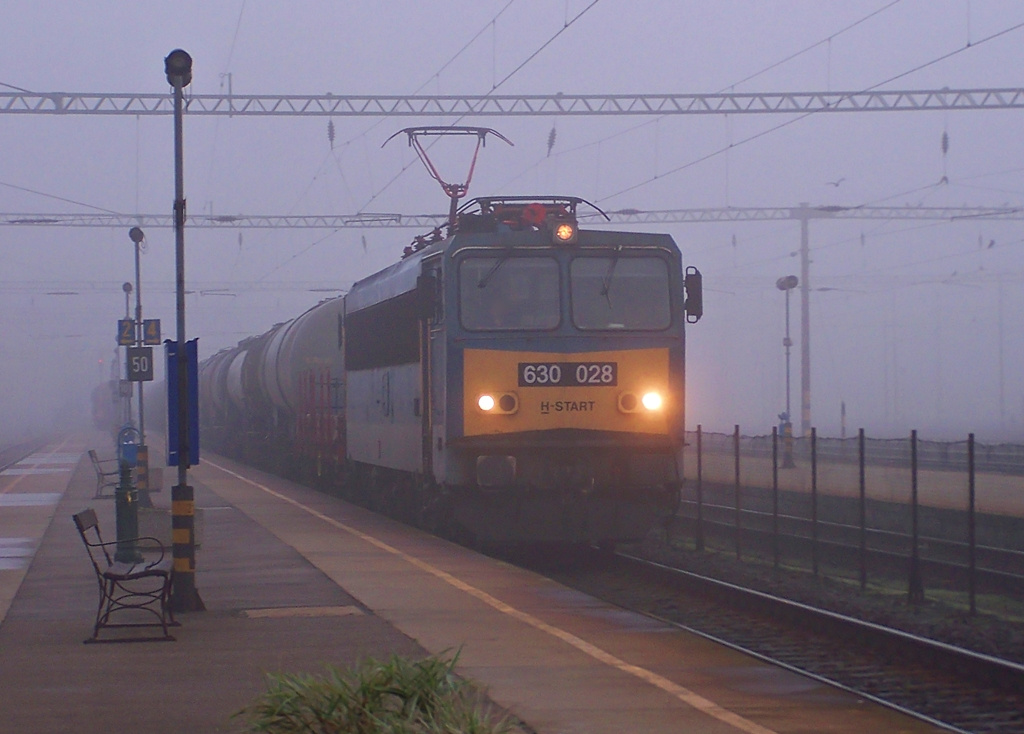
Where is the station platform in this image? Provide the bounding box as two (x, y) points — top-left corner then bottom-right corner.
(0, 433), (946, 733)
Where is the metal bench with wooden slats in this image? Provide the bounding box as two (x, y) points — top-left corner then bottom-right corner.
(72, 508), (177, 643)
(88, 449), (119, 499)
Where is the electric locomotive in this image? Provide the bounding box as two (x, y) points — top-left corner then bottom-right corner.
(341, 195), (702, 545)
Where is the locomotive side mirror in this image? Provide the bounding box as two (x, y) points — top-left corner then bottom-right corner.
(416, 272), (438, 318)
(684, 266), (703, 323)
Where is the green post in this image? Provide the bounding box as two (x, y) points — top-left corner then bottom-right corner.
(115, 426), (142, 563)
(114, 462), (141, 563)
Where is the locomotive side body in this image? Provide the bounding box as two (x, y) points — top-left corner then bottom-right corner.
(344, 254), (429, 477)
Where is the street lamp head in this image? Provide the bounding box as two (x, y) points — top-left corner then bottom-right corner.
(129, 226), (145, 244)
(776, 275), (799, 291)
(164, 49), (193, 88)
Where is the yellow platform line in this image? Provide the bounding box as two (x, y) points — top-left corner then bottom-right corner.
(205, 458), (777, 734)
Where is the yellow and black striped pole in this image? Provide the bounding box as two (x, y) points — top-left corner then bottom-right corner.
(172, 484), (200, 607)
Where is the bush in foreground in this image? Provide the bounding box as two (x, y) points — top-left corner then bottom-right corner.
(238, 652), (515, 734)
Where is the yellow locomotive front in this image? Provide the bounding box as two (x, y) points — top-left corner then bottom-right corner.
(464, 347), (672, 437)
(434, 197), (702, 545)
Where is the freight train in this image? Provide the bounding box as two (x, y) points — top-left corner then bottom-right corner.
(200, 195), (703, 546)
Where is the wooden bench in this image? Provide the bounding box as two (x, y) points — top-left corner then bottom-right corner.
(88, 449), (119, 499)
(72, 508), (177, 643)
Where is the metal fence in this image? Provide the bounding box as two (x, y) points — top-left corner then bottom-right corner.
(677, 426), (1024, 615)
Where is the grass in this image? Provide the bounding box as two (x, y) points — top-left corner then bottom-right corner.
(237, 651), (516, 734)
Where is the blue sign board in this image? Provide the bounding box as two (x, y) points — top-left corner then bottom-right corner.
(165, 338), (199, 467)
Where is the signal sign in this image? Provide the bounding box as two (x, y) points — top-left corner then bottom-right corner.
(142, 319), (161, 345)
(126, 346), (154, 382)
(117, 318), (135, 346)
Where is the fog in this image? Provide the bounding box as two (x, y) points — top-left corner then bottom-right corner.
(2, 1), (1023, 444)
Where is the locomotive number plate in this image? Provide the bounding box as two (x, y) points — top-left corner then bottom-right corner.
(518, 362), (617, 387)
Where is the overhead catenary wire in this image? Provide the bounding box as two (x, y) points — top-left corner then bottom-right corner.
(498, 0), (907, 195)
(598, 17), (1024, 205)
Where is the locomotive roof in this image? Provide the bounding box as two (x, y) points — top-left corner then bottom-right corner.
(345, 197), (680, 313)
(346, 240), (441, 312)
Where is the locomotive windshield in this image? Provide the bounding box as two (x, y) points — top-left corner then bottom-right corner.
(459, 256), (560, 330)
(570, 255), (671, 330)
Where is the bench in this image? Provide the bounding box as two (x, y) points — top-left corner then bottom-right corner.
(72, 508), (177, 643)
(88, 449), (119, 499)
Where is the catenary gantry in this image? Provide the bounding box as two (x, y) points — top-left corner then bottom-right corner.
(2, 88), (1023, 116)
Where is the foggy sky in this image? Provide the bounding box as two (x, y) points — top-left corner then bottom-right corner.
(1, 1), (1023, 442)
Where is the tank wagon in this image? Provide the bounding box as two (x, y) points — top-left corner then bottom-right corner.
(201, 196), (703, 546)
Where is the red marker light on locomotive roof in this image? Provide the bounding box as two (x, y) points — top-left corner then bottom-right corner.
(553, 222), (577, 245)
(522, 202), (548, 225)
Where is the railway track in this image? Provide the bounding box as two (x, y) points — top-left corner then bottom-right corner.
(522, 548), (1024, 733)
(0, 438), (48, 474)
(679, 503), (1024, 596)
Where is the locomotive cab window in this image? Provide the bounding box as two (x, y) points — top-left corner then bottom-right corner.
(570, 255), (671, 331)
(459, 256), (560, 331)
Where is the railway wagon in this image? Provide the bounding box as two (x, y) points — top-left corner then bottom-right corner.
(90, 380), (119, 434)
(201, 196), (703, 546)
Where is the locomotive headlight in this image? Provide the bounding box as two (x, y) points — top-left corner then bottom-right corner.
(552, 222), (578, 245)
(618, 390), (665, 413)
(641, 391), (663, 411)
(477, 392), (519, 414)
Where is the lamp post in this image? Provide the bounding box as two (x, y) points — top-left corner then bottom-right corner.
(129, 226), (153, 508)
(776, 275), (798, 468)
(129, 227), (145, 440)
(165, 48), (203, 612)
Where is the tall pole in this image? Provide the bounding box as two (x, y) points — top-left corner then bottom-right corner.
(776, 275), (798, 468)
(132, 229), (145, 440)
(784, 287), (793, 419)
(166, 49), (202, 612)
(129, 226), (152, 508)
(799, 205), (811, 437)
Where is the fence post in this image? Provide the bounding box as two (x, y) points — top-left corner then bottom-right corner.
(734, 424), (741, 560)
(696, 425), (704, 553)
(859, 428), (867, 590)
(968, 432), (976, 616)
(811, 426), (818, 578)
(908, 429), (925, 604)
(772, 425), (779, 570)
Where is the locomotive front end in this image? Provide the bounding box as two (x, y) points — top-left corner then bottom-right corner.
(439, 198), (699, 545)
